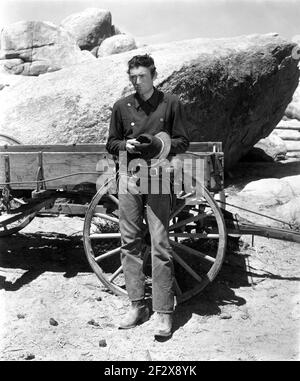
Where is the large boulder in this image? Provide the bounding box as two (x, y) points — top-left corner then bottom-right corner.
(97, 34), (137, 57)
(276, 196), (300, 225)
(240, 132), (287, 162)
(239, 175), (300, 206)
(253, 133), (288, 161)
(0, 21), (95, 75)
(239, 178), (295, 206)
(237, 174), (300, 225)
(61, 8), (113, 51)
(0, 34), (299, 169)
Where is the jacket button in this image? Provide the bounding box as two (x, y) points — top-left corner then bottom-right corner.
(127, 103), (131, 106)
(131, 122), (135, 126)
(160, 118), (164, 122)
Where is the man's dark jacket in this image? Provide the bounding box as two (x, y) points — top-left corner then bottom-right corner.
(106, 88), (190, 160)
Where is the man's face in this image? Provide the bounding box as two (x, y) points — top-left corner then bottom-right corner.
(129, 66), (154, 97)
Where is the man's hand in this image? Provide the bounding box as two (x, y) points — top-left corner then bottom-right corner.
(126, 139), (141, 154)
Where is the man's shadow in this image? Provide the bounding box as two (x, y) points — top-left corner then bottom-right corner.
(0, 231), (90, 291)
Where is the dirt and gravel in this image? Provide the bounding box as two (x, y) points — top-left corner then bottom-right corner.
(0, 160), (299, 361)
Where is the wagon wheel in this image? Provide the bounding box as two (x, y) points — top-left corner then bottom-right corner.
(83, 180), (227, 303)
(0, 135), (37, 236)
(168, 187), (227, 303)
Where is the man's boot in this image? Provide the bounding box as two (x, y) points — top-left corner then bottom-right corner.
(119, 300), (149, 329)
(154, 312), (173, 338)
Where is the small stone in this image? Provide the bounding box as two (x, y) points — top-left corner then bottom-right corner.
(99, 339), (107, 347)
(102, 322), (115, 328)
(25, 353), (35, 360)
(49, 318), (59, 326)
(241, 314), (250, 320)
(96, 296), (102, 301)
(17, 313), (26, 319)
(219, 313), (232, 320)
(87, 319), (100, 327)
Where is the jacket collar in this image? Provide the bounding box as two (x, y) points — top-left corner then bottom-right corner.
(133, 87), (164, 110)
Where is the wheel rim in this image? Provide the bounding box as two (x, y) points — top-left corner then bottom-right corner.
(0, 198), (37, 237)
(83, 183), (227, 303)
(0, 134), (22, 145)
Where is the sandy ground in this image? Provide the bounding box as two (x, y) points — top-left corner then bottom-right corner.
(0, 160), (300, 361)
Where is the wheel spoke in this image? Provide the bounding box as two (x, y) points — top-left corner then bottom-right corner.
(170, 233), (219, 239)
(108, 194), (119, 206)
(168, 214), (206, 231)
(170, 239), (215, 264)
(169, 202), (186, 220)
(90, 233), (121, 239)
(109, 265), (123, 282)
(177, 284), (206, 304)
(93, 213), (119, 224)
(172, 251), (203, 283)
(94, 246), (121, 262)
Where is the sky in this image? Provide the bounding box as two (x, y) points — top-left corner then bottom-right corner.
(0, 0), (299, 44)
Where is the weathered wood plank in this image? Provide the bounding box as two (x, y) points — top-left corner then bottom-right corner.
(42, 152), (111, 189)
(0, 143), (224, 191)
(0, 142), (222, 153)
(39, 204), (107, 215)
(0, 144), (109, 153)
(0, 152), (111, 189)
(0, 153), (38, 187)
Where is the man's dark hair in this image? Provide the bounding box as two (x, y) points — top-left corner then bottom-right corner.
(127, 54), (157, 78)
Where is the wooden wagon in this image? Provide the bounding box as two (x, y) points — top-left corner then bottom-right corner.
(1, 135), (299, 304)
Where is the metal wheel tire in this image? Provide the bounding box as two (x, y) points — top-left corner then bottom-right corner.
(83, 184), (227, 303)
(0, 198), (37, 237)
(0, 134), (22, 145)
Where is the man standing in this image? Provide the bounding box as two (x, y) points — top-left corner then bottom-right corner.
(106, 54), (189, 338)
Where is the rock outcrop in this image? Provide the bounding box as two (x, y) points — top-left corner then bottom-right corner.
(277, 196), (300, 225)
(0, 34), (298, 169)
(285, 84), (300, 121)
(284, 35), (300, 121)
(238, 175), (300, 224)
(272, 119), (300, 158)
(0, 21), (95, 76)
(97, 34), (137, 57)
(61, 8), (113, 51)
(239, 177), (296, 206)
(253, 133), (288, 161)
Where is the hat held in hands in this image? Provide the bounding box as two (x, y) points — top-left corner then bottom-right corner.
(135, 131), (171, 161)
